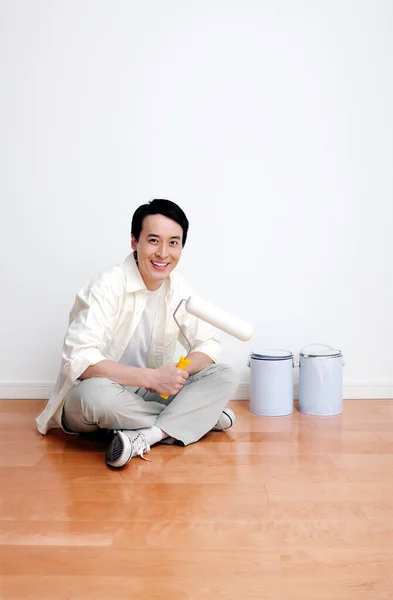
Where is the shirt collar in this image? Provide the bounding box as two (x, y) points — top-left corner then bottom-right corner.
(124, 253), (174, 300)
(124, 253), (147, 292)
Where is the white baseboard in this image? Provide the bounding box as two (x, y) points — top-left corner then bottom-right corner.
(0, 382), (54, 399)
(339, 384), (393, 400)
(0, 381), (392, 400)
(232, 382), (393, 400)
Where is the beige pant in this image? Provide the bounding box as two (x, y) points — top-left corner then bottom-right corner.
(62, 363), (238, 446)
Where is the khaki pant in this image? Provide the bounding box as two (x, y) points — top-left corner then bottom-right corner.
(62, 363), (238, 446)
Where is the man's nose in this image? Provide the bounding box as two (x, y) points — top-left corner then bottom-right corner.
(156, 242), (168, 257)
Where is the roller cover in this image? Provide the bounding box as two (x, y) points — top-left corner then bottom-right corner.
(185, 295), (253, 342)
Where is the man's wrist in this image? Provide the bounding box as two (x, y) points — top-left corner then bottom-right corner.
(142, 368), (156, 390)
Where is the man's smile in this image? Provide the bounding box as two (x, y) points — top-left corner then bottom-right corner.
(150, 260), (170, 270)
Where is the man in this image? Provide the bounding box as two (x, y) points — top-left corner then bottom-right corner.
(36, 199), (239, 468)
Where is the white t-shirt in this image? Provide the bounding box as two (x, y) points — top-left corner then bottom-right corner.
(119, 284), (163, 368)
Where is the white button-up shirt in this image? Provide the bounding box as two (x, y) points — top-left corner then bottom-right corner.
(36, 254), (222, 434)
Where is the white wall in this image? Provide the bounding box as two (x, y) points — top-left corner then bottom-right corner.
(1, 0), (392, 399)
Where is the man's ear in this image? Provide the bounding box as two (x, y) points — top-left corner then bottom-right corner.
(131, 234), (138, 251)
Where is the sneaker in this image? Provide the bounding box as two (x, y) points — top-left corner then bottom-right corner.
(105, 430), (150, 468)
(212, 408), (236, 431)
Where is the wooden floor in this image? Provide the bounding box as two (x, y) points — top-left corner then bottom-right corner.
(1, 399), (393, 600)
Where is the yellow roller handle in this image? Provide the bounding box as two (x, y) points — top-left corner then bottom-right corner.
(160, 356), (191, 400)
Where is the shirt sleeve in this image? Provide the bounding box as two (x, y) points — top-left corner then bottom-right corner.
(62, 278), (119, 383)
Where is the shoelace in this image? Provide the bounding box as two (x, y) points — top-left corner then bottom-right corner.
(131, 432), (151, 462)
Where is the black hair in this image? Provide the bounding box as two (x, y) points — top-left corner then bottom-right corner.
(131, 199), (189, 246)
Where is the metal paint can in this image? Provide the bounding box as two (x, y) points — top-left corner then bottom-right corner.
(298, 344), (344, 416)
(249, 350), (294, 416)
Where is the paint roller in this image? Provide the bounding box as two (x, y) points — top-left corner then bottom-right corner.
(160, 295), (253, 399)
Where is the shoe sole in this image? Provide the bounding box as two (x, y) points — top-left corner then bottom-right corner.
(106, 431), (132, 468)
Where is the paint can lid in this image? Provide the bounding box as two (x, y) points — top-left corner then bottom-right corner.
(251, 349), (293, 361)
(300, 344), (342, 358)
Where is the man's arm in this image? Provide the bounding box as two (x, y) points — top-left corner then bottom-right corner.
(184, 352), (214, 375)
(80, 360), (152, 387)
(80, 360), (188, 396)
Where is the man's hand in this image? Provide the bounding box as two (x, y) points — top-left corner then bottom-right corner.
(147, 363), (189, 396)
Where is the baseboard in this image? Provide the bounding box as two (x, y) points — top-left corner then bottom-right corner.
(339, 383), (393, 400)
(0, 382), (55, 399)
(232, 382), (393, 400)
(0, 381), (392, 400)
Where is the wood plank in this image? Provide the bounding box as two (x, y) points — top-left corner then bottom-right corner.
(280, 546), (393, 571)
(0, 466), (121, 490)
(0, 487), (269, 523)
(119, 461), (350, 484)
(2, 575), (392, 600)
(0, 497), (363, 524)
(0, 546), (282, 577)
(360, 503), (393, 523)
(112, 520), (393, 549)
(1, 482), (268, 503)
(265, 482), (393, 502)
(0, 521), (115, 547)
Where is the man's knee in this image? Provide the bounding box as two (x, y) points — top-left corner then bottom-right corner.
(196, 363), (239, 390)
(67, 377), (122, 418)
(212, 363), (238, 385)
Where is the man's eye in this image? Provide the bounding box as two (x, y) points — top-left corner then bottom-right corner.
(170, 240), (178, 245)
(149, 239), (158, 243)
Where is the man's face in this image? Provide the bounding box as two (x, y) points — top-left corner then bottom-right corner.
(131, 213), (184, 290)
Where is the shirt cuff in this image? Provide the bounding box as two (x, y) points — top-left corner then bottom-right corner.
(64, 348), (107, 383)
(189, 341), (222, 364)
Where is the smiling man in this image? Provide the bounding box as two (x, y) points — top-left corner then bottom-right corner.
(36, 199), (239, 467)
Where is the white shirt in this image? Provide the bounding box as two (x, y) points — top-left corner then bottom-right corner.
(36, 254), (221, 434)
(119, 284), (163, 368)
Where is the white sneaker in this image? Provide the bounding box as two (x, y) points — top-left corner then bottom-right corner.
(212, 408), (237, 431)
(105, 430), (150, 468)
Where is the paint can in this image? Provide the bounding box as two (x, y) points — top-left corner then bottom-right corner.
(249, 350), (294, 416)
(298, 344), (344, 415)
